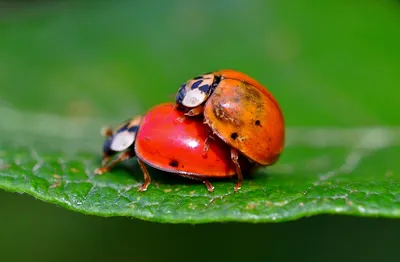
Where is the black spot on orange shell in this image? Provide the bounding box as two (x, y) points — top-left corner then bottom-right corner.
(169, 159), (179, 167)
(231, 132), (238, 140)
(255, 120), (261, 126)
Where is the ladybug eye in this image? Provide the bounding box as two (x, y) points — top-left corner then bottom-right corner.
(177, 73), (216, 108)
(175, 84), (187, 104)
(103, 136), (115, 155)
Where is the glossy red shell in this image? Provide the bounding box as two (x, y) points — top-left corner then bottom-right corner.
(134, 103), (241, 178)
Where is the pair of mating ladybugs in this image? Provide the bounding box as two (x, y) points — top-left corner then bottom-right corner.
(94, 69), (285, 192)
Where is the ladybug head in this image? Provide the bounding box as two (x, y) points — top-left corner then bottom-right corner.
(175, 73), (218, 109)
(102, 116), (142, 157)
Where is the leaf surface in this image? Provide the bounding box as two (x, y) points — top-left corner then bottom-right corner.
(1, 0), (400, 223)
(1, 111), (399, 223)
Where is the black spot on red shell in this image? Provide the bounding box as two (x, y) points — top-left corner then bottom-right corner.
(231, 132), (238, 140)
(169, 160), (179, 167)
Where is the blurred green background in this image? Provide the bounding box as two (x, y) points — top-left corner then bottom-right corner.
(1, 0), (399, 261)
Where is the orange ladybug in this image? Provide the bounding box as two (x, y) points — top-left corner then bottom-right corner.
(175, 69), (285, 191)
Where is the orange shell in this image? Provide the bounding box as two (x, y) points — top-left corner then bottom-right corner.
(204, 75), (285, 165)
(217, 69), (282, 109)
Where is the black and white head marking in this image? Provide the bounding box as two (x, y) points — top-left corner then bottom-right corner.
(102, 122), (139, 155)
(176, 73), (220, 108)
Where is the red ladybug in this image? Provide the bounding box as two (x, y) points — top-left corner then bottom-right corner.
(94, 103), (249, 192)
(175, 69), (285, 191)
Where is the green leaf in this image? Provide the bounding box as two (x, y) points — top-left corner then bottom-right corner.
(1, 109), (400, 223)
(1, 1), (400, 223)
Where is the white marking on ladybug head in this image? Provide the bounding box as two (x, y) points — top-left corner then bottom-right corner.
(181, 88), (208, 108)
(110, 131), (135, 151)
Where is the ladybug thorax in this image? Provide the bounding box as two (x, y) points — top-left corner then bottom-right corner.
(176, 73), (217, 108)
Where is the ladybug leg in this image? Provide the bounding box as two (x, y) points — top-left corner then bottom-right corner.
(100, 153), (111, 167)
(137, 158), (151, 192)
(202, 128), (216, 158)
(185, 105), (204, 117)
(202, 138), (211, 158)
(203, 180), (215, 192)
(94, 151), (132, 175)
(230, 148), (243, 192)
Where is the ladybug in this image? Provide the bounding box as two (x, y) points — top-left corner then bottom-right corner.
(94, 103), (250, 192)
(175, 69), (285, 191)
